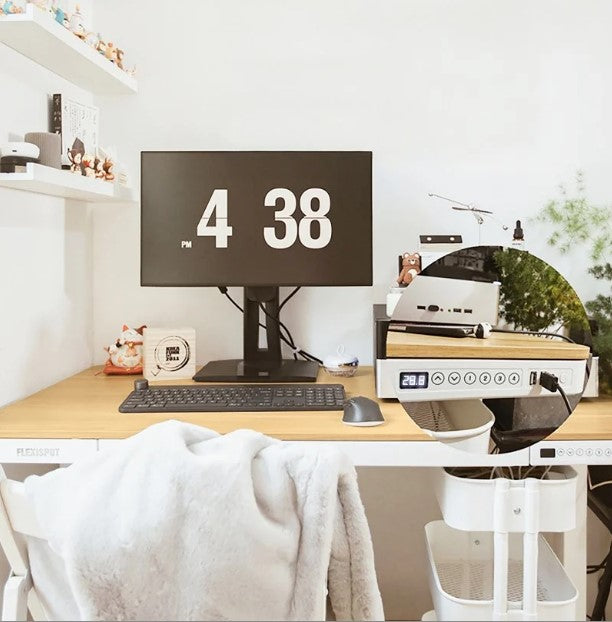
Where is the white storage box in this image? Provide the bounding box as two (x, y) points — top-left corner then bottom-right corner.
(433, 466), (578, 533)
(425, 521), (578, 621)
(406, 400), (495, 454)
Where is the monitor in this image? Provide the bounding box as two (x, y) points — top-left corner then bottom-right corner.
(141, 151), (373, 382)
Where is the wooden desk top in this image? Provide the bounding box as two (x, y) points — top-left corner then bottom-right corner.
(0, 366), (609, 442)
(0, 366), (430, 441)
(387, 330), (591, 360)
(550, 396), (612, 440)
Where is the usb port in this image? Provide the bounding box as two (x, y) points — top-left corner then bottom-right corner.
(417, 305), (426, 310)
(464, 309), (473, 314)
(453, 308), (461, 313)
(529, 371), (538, 385)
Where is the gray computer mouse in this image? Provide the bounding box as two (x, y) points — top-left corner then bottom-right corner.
(342, 396), (385, 426)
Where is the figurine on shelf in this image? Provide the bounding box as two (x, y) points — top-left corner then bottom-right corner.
(103, 157), (115, 182)
(82, 154), (96, 178)
(67, 138), (85, 175)
(96, 38), (107, 56)
(105, 41), (117, 63)
(28, 0), (49, 11)
(116, 48), (125, 70)
(1, 1), (24, 14)
(94, 156), (105, 180)
(52, 1), (65, 25)
(103, 325), (146, 375)
(69, 4), (86, 39)
(85, 31), (99, 48)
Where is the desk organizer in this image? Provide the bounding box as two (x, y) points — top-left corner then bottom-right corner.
(425, 467), (578, 621)
(425, 522), (578, 621)
(434, 466), (578, 532)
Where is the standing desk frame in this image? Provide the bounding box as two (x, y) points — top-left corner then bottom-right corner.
(0, 366), (611, 618)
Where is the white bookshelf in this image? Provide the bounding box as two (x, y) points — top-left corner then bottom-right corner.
(0, 3), (137, 94)
(0, 163), (136, 203)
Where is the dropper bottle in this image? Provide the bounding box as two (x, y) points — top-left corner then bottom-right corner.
(511, 220), (525, 249)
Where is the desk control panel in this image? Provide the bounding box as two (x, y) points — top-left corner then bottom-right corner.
(376, 358), (586, 401)
(530, 440), (612, 465)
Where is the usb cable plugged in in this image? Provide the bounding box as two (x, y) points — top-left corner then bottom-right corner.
(538, 371), (573, 415)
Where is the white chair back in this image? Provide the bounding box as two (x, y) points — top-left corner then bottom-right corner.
(0, 466), (47, 621)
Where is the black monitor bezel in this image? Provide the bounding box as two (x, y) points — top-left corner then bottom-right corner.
(140, 150), (373, 288)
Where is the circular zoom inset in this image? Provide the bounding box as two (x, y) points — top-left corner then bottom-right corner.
(388, 245), (592, 455)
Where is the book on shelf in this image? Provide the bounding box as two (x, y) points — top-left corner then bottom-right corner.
(51, 94), (99, 174)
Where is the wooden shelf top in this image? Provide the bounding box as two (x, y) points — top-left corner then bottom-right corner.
(386, 330), (590, 360)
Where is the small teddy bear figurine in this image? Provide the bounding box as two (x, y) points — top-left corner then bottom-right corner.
(103, 325), (147, 375)
(94, 156), (105, 179)
(103, 157), (115, 182)
(397, 252), (421, 286)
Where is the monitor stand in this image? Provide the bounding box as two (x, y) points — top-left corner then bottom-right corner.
(193, 286), (320, 383)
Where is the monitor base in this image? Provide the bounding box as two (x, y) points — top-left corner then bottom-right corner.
(193, 359), (319, 383)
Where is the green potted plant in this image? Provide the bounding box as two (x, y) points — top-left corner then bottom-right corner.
(533, 171), (612, 394)
(492, 248), (589, 332)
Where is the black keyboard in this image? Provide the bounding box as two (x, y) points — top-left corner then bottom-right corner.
(119, 382), (347, 413)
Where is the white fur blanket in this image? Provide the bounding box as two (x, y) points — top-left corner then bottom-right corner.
(25, 421), (384, 621)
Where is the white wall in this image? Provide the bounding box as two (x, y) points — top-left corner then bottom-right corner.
(0, 0), (95, 407)
(88, 4), (612, 618)
(1, 2), (611, 620)
(0, 0), (95, 592)
(92, 0), (612, 365)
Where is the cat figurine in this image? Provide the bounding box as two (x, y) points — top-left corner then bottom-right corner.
(103, 324), (146, 375)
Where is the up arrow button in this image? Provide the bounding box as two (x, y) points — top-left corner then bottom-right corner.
(432, 372), (445, 385)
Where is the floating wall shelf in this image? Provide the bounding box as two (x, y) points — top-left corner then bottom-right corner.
(0, 4), (137, 94)
(0, 163), (136, 203)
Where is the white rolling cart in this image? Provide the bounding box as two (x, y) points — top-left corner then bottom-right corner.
(423, 466), (580, 621)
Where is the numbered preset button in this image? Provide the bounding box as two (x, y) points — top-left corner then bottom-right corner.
(464, 372), (476, 385)
(494, 372), (506, 385)
(431, 372), (445, 385)
(508, 372), (520, 385)
(479, 372), (492, 385)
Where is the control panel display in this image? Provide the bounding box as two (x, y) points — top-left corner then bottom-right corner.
(399, 371), (429, 389)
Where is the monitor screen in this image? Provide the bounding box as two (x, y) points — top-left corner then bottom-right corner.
(141, 151), (372, 287)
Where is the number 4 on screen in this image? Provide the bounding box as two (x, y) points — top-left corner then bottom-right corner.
(196, 189), (233, 249)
